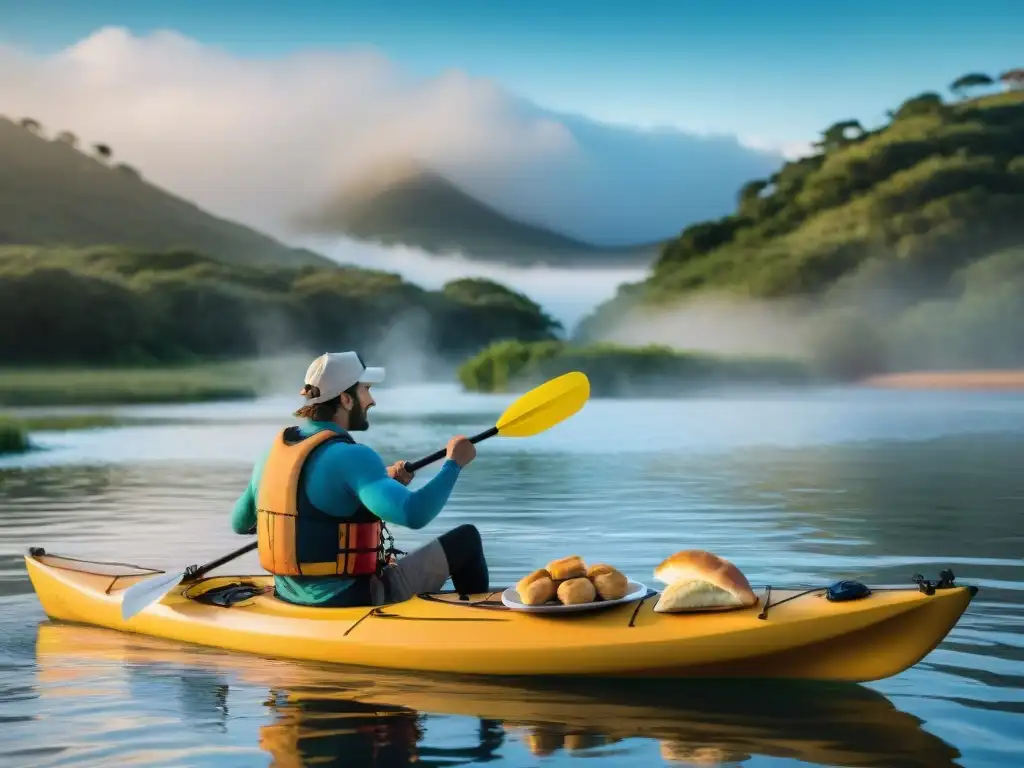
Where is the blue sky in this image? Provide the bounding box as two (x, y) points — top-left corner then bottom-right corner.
(1, 0), (1021, 148)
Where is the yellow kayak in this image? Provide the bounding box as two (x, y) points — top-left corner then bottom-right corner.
(34, 621), (962, 767)
(24, 548), (977, 682)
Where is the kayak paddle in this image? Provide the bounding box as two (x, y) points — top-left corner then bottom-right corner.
(119, 370), (591, 620)
(403, 369), (591, 472)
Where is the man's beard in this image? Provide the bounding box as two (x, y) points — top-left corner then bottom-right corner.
(348, 399), (369, 431)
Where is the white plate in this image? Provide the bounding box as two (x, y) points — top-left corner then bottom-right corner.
(501, 579), (650, 613)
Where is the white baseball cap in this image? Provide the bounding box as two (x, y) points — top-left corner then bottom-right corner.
(301, 351), (385, 404)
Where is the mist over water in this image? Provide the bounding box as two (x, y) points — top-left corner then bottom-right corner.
(301, 234), (649, 333)
(297, 234), (1024, 381)
(597, 294), (816, 358)
(583, 252), (1024, 374)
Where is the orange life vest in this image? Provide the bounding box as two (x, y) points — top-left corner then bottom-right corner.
(256, 426), (387, 578)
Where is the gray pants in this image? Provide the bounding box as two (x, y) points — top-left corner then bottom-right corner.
(368, 538), (451, 605)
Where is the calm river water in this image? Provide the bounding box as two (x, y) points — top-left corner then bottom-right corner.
(1, 383), (1022, 767)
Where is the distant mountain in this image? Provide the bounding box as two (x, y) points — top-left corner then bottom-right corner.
(296, 158), (659, 267)
(0, 116), (333, 269)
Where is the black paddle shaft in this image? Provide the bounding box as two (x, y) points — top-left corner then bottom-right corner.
(404, 426), (498, 472)
(190, 541), (258, 581)
(190, 425), (500, 580)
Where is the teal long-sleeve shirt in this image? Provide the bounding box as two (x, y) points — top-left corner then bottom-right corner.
(231, 420), (462, 605)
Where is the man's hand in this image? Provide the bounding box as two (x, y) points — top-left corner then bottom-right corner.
(446, 435), (477, 468)
(387, 461), (414, 485)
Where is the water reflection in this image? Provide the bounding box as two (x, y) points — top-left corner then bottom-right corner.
(0, 464), (118, 502)
(30, 622), (961, 768)
(261, 700), (506, 767)
(3, 390), (1024, 765)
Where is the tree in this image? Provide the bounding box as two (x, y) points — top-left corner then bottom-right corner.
(738, 179), (770, 205)
(813, 119), (865, 152)
(950, 73), (995, 99)
(93, 143), (112, 162)
(676, 216), (743, 255)
(18, 117), (41, 134)
(1000, 69), (1024, 91)
(891, 92), (946, 121)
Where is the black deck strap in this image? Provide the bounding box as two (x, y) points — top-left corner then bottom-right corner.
(759, 586), (826, 620)
(342, 610), (376, 637)
(416, 590), (510, 612)
(342, 591), (513, 635)
(367, 606), (508, 622)
(105, 575), (122, 595)
(627, 589), (658, 627)
(27, 547), (162, 575)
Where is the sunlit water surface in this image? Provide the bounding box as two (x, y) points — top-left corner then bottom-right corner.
(1, 384), (1022, 767)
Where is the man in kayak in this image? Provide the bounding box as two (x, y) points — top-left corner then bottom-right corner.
(230, 351), (489, 607)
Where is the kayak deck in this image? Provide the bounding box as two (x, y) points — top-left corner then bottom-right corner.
(24, 548), (978, 682)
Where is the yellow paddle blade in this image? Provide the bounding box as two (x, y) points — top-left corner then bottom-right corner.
(494, 371), (590, 438)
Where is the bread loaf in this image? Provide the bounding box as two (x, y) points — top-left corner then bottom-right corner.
(652, 549), (757, 613)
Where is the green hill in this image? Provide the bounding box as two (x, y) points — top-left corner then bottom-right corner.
(0, 116), (333, 269)
(296, 157), (658, 267)
(576, 84), (1024, 377)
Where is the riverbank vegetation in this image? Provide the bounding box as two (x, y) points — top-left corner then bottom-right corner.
(0, 412), (156, 455)
(0, 417), (30, 455)
(575, 83), (1024, 379)
(0, 247), (561, 377)
(457, 340), (815, 395)
(0, 359), (269, 406)
(9, 414), (127, 431)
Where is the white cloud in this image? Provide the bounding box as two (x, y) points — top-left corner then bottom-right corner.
(739, 135), (817, 162)
(0, 26), (786, 248)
